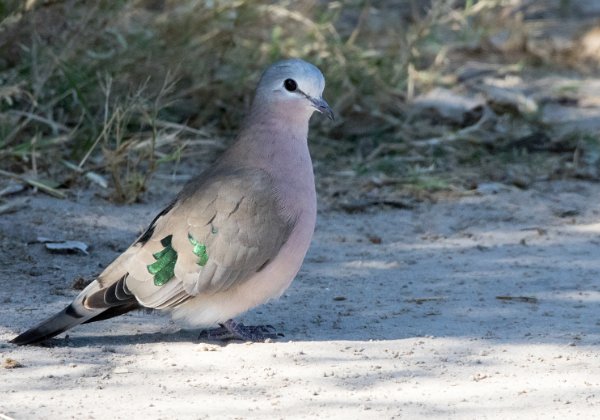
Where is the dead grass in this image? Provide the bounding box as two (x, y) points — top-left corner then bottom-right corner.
(1, 0), (599, 204)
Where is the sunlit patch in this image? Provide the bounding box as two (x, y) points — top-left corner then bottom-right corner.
(565, 223), (600, 233)
(343, 260), (401, 269)
(537, 290), (600, 303)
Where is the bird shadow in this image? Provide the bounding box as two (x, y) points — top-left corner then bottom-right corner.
(21, 328), (244, 348)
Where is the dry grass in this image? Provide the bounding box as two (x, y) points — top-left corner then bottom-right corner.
(1, 0), (598, 204)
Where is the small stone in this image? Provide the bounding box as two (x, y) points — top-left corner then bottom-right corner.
(476, 182), (511, 195)
(412, 87), (486, 125)
(367, 235), (382, 244)
(3, 358), (24, 369)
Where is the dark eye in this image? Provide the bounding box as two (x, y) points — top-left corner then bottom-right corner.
(284, 79), (297, 92)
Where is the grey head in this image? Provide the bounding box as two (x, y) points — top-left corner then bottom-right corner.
(253, 58), (334, 121)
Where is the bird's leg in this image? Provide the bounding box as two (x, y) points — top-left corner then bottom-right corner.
(222, 319), (283, 342)
(197, 319), (283, 342)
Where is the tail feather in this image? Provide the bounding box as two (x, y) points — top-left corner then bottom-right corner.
(11, 275), (139, 346)
(82, 302), (141, 324)
(10, 303), (102, 346)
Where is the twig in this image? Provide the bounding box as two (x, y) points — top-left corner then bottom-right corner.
(496, 296), (539, 304)
(366, 143), (409, 161)
(31, 134), (38, 184)
(414, 106), (496, 148)
(0, 197), (29, 215)
(0, 169), (65, 199)
(339, 198), (414, 212)
(346, 1), (370, 46)
(7, 110), (68, 134)
(154, 120), (211, 137)
(77, 109), (119, 169)
(405, 297), (446, 304)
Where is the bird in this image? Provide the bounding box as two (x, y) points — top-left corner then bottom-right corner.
(11, 58), (333, 345)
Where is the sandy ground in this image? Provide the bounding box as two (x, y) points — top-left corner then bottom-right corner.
(1, 179), (599, 419)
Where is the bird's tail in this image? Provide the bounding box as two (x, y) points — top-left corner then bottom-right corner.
(11, 275), (138, 346)
(10, 303), (101, 346)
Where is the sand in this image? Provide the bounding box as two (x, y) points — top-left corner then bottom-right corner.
(1, 179), (599, 419)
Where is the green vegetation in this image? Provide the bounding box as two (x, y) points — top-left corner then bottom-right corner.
(1, 1), (598, 203)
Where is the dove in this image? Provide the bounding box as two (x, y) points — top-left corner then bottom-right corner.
(12, 58), (333, 345)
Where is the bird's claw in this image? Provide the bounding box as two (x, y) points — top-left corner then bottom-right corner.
(197, 319), (283, 342)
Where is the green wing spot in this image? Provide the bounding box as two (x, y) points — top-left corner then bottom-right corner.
(188, 233), (209, 266)
(147, 235), (177, 286)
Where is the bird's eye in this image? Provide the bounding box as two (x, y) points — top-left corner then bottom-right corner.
(284, 79), (297, 92)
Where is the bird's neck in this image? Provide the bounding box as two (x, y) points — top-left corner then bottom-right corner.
(217, 106), (317, 222)
(226, 107), (313, 177)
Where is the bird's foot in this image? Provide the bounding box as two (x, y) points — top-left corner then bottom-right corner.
(197, 319), (283, 342)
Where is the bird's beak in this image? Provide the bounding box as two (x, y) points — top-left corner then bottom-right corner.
(310, 97), (335, 120)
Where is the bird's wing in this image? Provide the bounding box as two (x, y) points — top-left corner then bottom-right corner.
(106, 167), (296, 309)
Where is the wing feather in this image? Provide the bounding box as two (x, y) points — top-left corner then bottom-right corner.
(120, 168), (296, 309)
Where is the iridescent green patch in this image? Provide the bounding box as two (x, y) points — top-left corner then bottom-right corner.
(188, 233), (209, 266)
(147, 235), (177, 286)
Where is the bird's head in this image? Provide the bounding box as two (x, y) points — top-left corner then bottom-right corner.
(254, 58), (334, 122)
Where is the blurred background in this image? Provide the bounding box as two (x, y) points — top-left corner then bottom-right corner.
(1, 0), (599, 208)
